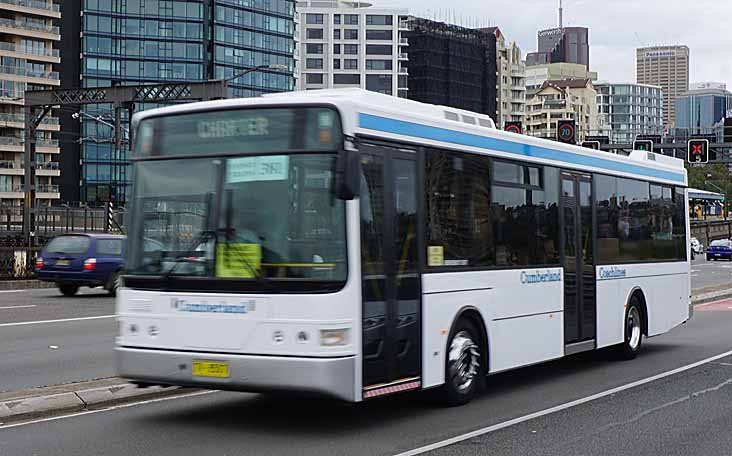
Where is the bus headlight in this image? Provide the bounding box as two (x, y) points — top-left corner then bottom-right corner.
(320, 329), (349, 346)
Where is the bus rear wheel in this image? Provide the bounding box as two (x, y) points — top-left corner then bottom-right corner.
(616, 296), (644, 360)
(442, 318), (483, 406)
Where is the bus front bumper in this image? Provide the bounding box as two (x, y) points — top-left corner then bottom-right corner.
(116, 347), (356, 402)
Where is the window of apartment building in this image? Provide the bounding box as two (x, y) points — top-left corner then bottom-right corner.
(306, 58), (323, 69)
(366, 59), (392, 70)
(333, 44), (341, 54)
(333, 29), (341, 39)
(344, 14), (359, 25)
(344, 44), (359, 54)
(366, 15), (393, 25)
(344, 29), (359, 40)
(306, 73), (324, 84)
(306, 43), (324, 54)
(334, 74), (360, 85)
(306, 14), (324, 24)
(333, 59), (341, 69)
(344, 59), (358, 69)
(365, 29), (392, 40)
(366, 74), (392, 95)
(366, 44), (392, 55)
(334, 14), (341, 24)
(306, 28), (324, 39)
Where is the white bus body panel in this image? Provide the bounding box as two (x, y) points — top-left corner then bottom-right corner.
(422, 268), (564, 389)
(595, 262), (691, 348)
(116, 200), (364, 402)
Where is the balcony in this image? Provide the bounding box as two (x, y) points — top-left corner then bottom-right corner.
(36, 183), (60, 198)
(398, 52), (408, 60)
(0, 65), (59, 84)
(0, 160), (23, 175)
(398, 20), (409, 31)
(0, 18), (60, 38)
(0, 41), (60, 62)
(399, 38), (409, 46)
(35, 161), (59, 176)
(398, 67), (408, 75)
(0, 137), (59, 152)
(0, 0), (60, 12)
(0, 113), (59, 130)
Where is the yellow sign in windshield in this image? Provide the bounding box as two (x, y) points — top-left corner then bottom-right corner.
(216, 243), (261, 278)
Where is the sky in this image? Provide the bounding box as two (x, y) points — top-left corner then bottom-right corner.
(372, 0), (732, 88)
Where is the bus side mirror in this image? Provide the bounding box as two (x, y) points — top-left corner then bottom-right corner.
(335, 149), (359, 200)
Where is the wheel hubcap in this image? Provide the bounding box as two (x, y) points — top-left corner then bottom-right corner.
(448, 331), (480, 392)
(627, 307), (642, 350)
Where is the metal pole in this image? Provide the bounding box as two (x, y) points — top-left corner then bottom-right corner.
(23, 106), (36, 246)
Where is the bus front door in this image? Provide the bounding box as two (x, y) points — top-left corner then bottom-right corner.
(359, 143), (422, 395)
(561, 172), (597, 350)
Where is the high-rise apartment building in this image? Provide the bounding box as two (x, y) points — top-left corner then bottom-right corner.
(406, 18), (497, 118)
(636, 45), (690, 130)
(60, 0), (296, 204)
(483, 27), (525, 128)
(594, 82), (664, 143)
(526, 27), (589, 68)
(0, 0), (61, 206)
(525, 79), (598, 142)
(296, 0), (408, 97)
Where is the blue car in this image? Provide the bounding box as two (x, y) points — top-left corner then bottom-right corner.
(706, 239), (732, 261)
(37, 233), (125, 297)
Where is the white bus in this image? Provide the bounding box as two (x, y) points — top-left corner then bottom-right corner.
(116, 89), (691, 405)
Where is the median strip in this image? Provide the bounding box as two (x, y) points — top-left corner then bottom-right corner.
(0, 377), (199, 425)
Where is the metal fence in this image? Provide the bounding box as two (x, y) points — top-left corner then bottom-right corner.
(0, 205), (126, 248)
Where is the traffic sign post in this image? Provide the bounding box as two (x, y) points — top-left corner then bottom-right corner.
(504, 121), (522, 134)
(688, 139), (709, 164)
(633, 139), (654, 152)
(557, 120), (576, 144)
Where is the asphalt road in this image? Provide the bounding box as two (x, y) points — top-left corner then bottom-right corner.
(0, 287), (115, 392)
(691, 255), (732, 290)
(1, 303), (731, 456)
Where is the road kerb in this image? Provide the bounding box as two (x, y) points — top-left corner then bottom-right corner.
(692, 287), (732, 305)
(0, 378), (197, 425)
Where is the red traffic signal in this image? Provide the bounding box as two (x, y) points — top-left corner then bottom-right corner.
(557, 120), (576, 144)
(687, 139), (709, 164)
(504, 122), (522, 134)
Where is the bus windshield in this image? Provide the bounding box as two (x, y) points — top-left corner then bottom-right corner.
(126, 108), (347, 291)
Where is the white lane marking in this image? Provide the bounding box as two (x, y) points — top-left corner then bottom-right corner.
(0, 305), (36, 310)
(394, 348), (732, 456)
(0, 315), (115, 327)
(0, 390), (216, 430)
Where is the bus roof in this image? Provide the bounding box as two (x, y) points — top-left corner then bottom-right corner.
(132, 88), (687, 186)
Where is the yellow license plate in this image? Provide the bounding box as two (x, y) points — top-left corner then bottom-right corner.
(56, 259), (70, 266)
(192, 361), (230, 378)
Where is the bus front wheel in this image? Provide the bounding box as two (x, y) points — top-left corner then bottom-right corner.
(442, 318), (484, 406)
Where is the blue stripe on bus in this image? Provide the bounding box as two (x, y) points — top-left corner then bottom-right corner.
(358, 113), (686, 184)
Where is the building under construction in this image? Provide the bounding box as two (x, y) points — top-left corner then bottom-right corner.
(406, 18), (498, 120)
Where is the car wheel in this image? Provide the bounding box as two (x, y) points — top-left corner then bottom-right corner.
(442, 318), (484, 406)
(616, 295), (644, 360)
(108, 272), (121, 297)
(59, 284), (79, 297)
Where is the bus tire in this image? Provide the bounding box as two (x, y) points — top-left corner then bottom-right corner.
(442, 318), (484, 406)
(616, 295), (644, 360)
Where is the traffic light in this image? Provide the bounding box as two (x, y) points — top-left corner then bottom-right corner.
(504, 121), (522, 134)
(557, 120), (576, 144)
(688, 139), (709, 164)
(582, 141), (601, 150)
(633, 139), (654, 152)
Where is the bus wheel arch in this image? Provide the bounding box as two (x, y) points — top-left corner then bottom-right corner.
(628, 288), (648, 337)
(617, 288), (647, 360)
(441, 307), (488, 406)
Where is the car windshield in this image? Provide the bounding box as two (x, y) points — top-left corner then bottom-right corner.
(45, 235), (90, 255)
(126, 154), (347, 287)
(710, 240), (731, 247)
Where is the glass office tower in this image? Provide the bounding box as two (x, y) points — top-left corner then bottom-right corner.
(62, 0), (295, 204)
